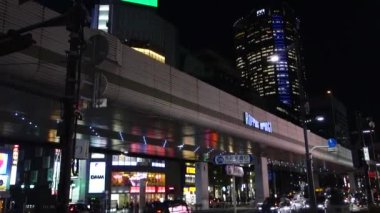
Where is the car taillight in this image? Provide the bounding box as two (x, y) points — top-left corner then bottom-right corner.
(156, 210), (162, 213)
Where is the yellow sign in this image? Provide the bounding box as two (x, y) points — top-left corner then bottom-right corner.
(183, 187), (196, 193)
(186, 167), (195, 174)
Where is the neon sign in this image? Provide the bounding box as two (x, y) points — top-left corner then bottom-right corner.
(0, 151), (11, 192)
(120, 0), (158, 8)
(0, 153), (9, 174)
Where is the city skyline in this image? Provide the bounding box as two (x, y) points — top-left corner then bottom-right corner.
(157, 0), (380, 132)
(36, 0), (380, 132)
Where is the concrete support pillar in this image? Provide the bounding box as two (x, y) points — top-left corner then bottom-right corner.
(255, 156), (269, 203)
(313, 172), (320, 189)
(348, 172), (357, 193)
(139, 179), (146, 213)
(77, 159), (88, 202)
(195, 162), (209, 210)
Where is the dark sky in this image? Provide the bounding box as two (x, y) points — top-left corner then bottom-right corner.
(43, 0), (380, 131)
(157, 0), (380, 131)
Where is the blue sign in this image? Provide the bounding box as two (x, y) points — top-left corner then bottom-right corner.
(327, 138), (337, 152)
(214, 154), (254, 165)
(327, 138), (337, 148)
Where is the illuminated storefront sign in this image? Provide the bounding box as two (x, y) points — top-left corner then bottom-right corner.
(0, 153), (9, 174)
(120, 0), (158, 8)
(183, 187), (196, 193)
(0, 151), (11, 192)
(130, 186), (165, 193)
(111, 171), (165, 194)
(88, 162), (106, 193)
(243, 112), (272, 133)
(186, 167), (195, 174)
(10, 145), (19, 185)
(0, 175), (8, 191)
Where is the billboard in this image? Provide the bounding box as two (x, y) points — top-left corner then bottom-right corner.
(0, 152), (11, 192)
(120, 0), (158, 8)
(0, 153), (9, 174)
(88, 162), (106, 193)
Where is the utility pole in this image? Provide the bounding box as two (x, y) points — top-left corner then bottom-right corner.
(356, 112), (373, 205)
(1, 1), (87, 212)
(57, 1), (87, 212)
(293, 38), (317, 212)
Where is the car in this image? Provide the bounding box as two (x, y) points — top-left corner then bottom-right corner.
(145, 200), (191, 213)
(256, 197), (281, 212)
(68, 203), (91, 213)
(209, 198), (225, 208)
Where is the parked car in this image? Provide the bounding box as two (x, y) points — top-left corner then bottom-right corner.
(68, 203), (91, 213)
(209, 198), (225, 208)
(145, 200), (191, 213)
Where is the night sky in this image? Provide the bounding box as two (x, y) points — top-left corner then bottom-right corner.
(39, 0), (380, 132)
(157, 0), (380, 131)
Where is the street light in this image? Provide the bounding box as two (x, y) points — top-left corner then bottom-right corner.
(270, 42), (317, 212)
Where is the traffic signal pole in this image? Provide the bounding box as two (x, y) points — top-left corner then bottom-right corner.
(57, 1), (87, 212)
(0, 1), (87, 212)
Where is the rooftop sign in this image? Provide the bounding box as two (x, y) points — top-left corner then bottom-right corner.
(121, 0), (158, 8)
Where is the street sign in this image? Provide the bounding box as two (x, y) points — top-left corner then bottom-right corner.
(363, 147), (370, 161)
(225, 165), (244, 177)
(327, 138), (337, 152)
(214, 154), (253, 165)
(75, 140), (89, 159)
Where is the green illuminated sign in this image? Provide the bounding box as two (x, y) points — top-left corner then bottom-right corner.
(121, 0), (158, 8)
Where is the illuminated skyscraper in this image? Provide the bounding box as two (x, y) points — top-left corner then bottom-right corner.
(233, 1), (305, 117)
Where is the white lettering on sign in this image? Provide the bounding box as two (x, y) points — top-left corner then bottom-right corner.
(225, 165), (244, 177)
(244, 112), (272, 133)
(88, 162), (106, 193)
(214, 154), (253, 165)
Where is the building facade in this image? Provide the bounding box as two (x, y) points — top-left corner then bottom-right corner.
(308, 93), (351, 149)
(91, 0), (179, 67)
(233, 1), (305, 121)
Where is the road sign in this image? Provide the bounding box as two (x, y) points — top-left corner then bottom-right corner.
(214, 154), (253, 165)
(327, 138), (337, 152)
(225, 165), (244, 177)
(363, 147), (370, 161)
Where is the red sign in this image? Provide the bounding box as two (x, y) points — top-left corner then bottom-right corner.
(130, 186), (166, 193)
(368, 171), (377, 178)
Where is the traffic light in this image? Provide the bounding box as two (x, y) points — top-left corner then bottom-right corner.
(0, 30), (35, 56)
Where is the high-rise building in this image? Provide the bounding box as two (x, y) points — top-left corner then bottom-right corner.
(233, 1), (305, 120)
(91, 0), (179, 67)
(308, 92), (351, 148)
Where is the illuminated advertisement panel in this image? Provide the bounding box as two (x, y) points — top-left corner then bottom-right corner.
(0, 175), (8, 191)
(0, 151), (11, 192)
(88, 162), (106, 193)
(120, 0), (158, 8)
(0, 153), (9, 174)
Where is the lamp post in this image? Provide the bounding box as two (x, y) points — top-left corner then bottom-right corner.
(356, 112), (374, 205)
(300, 92), (317, 213)
(269, 40), (317, 212)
